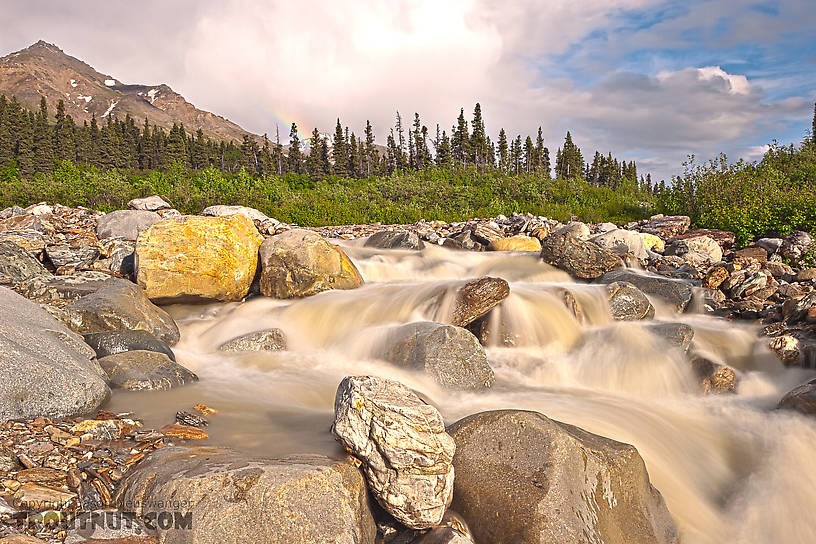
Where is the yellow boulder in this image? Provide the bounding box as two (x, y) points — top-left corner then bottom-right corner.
(135, 215), (263, 303)
(638, 232), (665, 253)
(488, 235), (543, 252)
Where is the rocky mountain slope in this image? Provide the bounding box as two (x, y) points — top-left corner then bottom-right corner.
(0, 40), (255, 143)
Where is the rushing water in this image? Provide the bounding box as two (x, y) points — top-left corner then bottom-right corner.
(107, 243), (816, 543)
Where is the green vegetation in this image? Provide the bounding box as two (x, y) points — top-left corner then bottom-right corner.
(0, 92), (814, 246)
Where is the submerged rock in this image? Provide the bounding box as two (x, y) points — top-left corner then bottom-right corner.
(259, 229), (364, 298)
(689, 355), (737, 394)
(0, 287), (109, 420)
(218, 329), (287, 352)
(332, 376), (456, 529)
(447, 410), (678, 544)
(96, 210), (161, 241)
(82, 330), (176, 361)
(444, 276), (510, 328)
(778, 378), (816, 415)
(606, 281), (655, 320)
(114, 446), (376, 544)
(63, 279), (180, 345)
(376, 322), (494, 390)
(645, 322), (695, 352)
(364, 230), (425, 250)
(599, 269), (694, 312)
(135, 214), (264, 303)
(98, 350), (197, 391)
(540, 232), (622, 279)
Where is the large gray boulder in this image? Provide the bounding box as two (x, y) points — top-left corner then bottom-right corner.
(364, 230), (425, 250)
(114, 446), (376, 544)
(332, 376), (456, 529)
(376, 322), (494, 390)
(82, 330), (176, 361)
(63, 279), (180, 345)
(591, 229), (648, 260)
(98, 351), (197, 391)
(0, 240), (47, 283)
(259, 229), (364, 298)
(0, 287), (109, 420)
(96, 210), (161, 241)
(540, 232), (622, 279)
(606, 281), (655, 320)
(447, 410), (678, 544)
(599, 269), (694, 311)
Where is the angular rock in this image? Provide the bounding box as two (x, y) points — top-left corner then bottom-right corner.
(21, 271), (113, 303)
(0, 240), (47, 284)
(447, 410), (678, 544)
(0, 444), (19, 473)
(487, 235), (541, 252)
(218, 329), (287, 352)
(689, 355), (737, 394)
(638, 232), (665, 253)
(778, 378), (816, 415)
(0, 287), (109, 420)
(12, 482), (76, 510)
(114, 446), (376, 544)
(44, 244), (99, 269)
(135, 215), (264, 303)
(470, 223), (502, 245)
(734, 246), (768, 263)
(782, 291), (816, 324)
(364, 230), (425, 250)
(449, 230), (481, 250)
(332, 376), (455, 529)
(444, 276), (509, 328)
(99, 351), (197, 391)
(0, 231), (47, 254)
(540, 232), (622, 280)
(672, 228), (735, 250)
(128, 195), (171, 211)
(63, 279), (180, 345)
(702, 266), (729, 289)
(756, 237), (784, 255)
(376, 322), (494, 389)
(645, 322), (694, 352)
(259, 229), (363, 298)
(640, 215), (690, 238)
(96, 210), (162, 241)
(201, 204), (271, 223)
(780, 231), (813, 264)
(599, 269), (694, 311)
(665, 235), (723, 263)
(591, 229), (648, 260)
(82, 330), (176, 361)
(606, 281), (655, 320)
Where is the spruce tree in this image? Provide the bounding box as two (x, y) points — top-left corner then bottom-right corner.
(288, 123), (303, 173)
(364, 120), (376, 176)
(497, 129), (508, 172)
(332, 119), (347, 176)
(470, 103), (487, 170)
(452, 109), (469, 166)
(812, 102), (816, 142)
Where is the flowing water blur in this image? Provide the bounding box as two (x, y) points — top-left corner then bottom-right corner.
(106, 243), (816, 543)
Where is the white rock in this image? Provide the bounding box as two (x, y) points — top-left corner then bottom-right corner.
(201, 205), (272, 223)
(128, 196), (171, 211)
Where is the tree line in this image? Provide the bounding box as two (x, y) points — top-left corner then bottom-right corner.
(0, 94), (649, 189)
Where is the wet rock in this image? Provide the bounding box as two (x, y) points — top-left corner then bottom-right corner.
(540, 232), (622, 280)
(447, 410), (678, 544)
(217, 329), (287, 352)
(778, 378), (816, 415)
(135, 215), (264, 303)
(552, 221), (590, 240)
(128, 195), (171, 211)
(665, 235), (723, 263)
(63, 510), (156, 544)
(82, 330), (176, 362)
(444, 276), (509, 328)
(96, 210), (161, 241)
(114, 446), (376, 544)
(768, 332), (816, 367)
(160, 423), (209, 440)
(599, 269), (694, 311)
(0, 240), (48, 284)
(487, 235), (541, 252)
(175, 411), (208, 428)
(21, 271), (113, 303)
(71, 418), (138, 440)
(377, 322), (494, 390)
(259, 229), (363, 298)
(0, 287), (109, 420)
(364, 230), (425, 250)
(640, 215), (690, 238)
(63, 279), (180, 345)
(332, 376), (455, 529)
(591, 229), (648, 260)
(689, 355), (737, 394)
(98, 351), (198, 391)
(606, 281), (655, 320)
(645, 322), (694, 351)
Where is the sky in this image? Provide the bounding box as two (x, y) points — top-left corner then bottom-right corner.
(1, 0), (814, 180)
